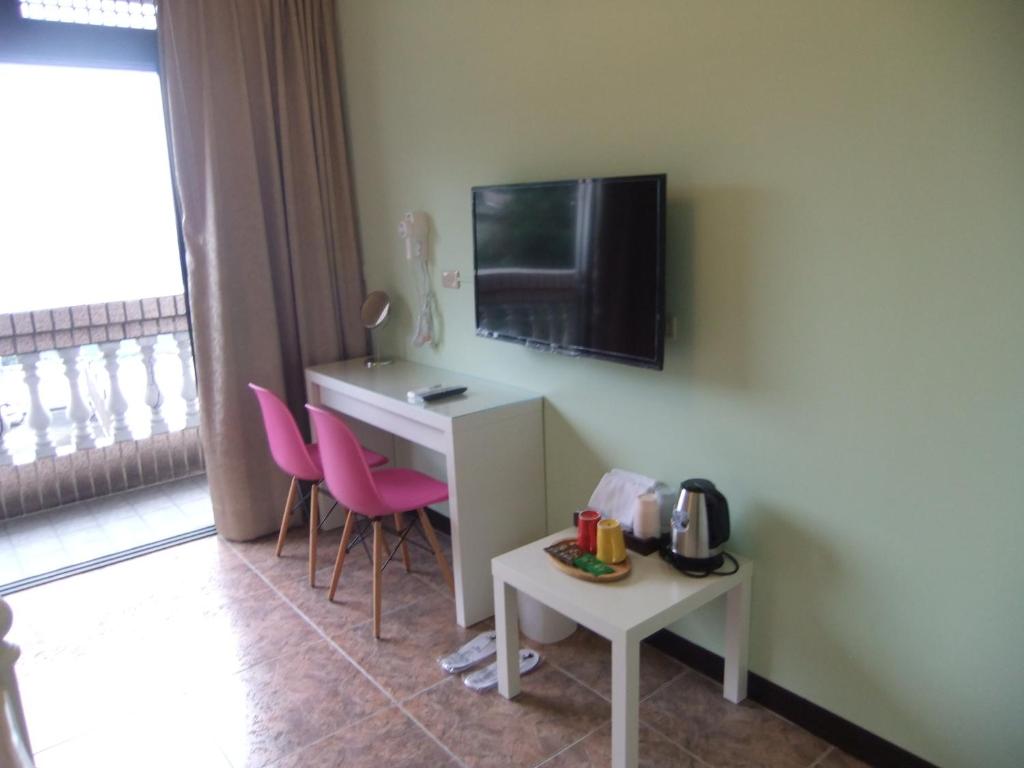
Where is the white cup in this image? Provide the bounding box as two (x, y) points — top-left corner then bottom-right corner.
(633, 492), (662, 540)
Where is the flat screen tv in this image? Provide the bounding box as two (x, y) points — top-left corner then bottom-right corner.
(472, 173), (666, 370)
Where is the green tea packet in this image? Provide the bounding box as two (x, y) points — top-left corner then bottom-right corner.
(573, 553), (615, 576)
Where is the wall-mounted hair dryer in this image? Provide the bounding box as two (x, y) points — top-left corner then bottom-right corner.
(398, 210), (428, 263)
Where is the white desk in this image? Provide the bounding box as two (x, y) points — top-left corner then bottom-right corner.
(305, 358), (547, 626)
(492, 529), (752, 768)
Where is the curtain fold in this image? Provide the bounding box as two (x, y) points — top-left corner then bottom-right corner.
(158, 0), (366, 540)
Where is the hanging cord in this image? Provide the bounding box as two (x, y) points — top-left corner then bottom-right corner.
(399, 211), (435, 348)
(412, 242), (435, 347)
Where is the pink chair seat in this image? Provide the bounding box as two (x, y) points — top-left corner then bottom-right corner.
(307, 443), (387, 476)
(369, 468), (449, 517)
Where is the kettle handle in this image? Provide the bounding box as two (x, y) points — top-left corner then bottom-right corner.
(706, 486), (730, 548)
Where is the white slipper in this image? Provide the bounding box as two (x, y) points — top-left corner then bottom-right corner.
(438, 631), (497, 673)
(463, 648), (541, 692)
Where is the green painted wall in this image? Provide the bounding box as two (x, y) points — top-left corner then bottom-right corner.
(335, 2), (1024, 765)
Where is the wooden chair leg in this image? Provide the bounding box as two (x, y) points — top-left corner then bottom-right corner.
(308, 483), (320, 587)
(275, 477), (298, 557)
(417, 507), (454, 594)
(372, 519), (383, 639)
(328, 509), (355, 602)
(395, 512), (412, 572)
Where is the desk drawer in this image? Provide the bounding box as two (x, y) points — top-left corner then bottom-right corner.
(317, 388), (449, 454)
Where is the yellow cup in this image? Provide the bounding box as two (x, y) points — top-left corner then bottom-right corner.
(596, 518), (627, 564)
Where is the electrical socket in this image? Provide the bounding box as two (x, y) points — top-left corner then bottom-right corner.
(442, 270), (461, 289)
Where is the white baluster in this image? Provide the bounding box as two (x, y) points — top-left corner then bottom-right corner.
(57, 346), (95, 451)
(0, 405), (11, 466)
(21, 352), (55, 459)
(138, 336), (168, 435)
(100, 341), (132, 442)
(1, 598), (35, 767)
(174, 332), (200, 428)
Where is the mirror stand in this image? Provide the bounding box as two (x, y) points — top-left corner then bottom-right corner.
(365, 326), (393, 368)
(361, 290), (393, 368)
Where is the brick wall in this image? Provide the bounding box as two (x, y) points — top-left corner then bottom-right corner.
(0, 295), (189, 355)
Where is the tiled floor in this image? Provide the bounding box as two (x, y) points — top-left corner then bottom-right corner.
(0, 475), (213, 589)
(6, 525), (868, 768)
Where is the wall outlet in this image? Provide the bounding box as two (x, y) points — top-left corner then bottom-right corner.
(442, 269), (461, 289)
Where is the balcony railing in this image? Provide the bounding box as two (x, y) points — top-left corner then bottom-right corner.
(0, 296), (205, 520)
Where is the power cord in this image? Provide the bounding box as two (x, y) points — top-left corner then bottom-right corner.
(679, 551), (739, 578)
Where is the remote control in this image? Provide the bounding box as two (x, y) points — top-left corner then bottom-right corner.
(407, 384), (467, 403)
(422, 385), (467, 402)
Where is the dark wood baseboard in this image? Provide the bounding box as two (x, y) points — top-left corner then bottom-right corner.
(644, 630), (938, 768)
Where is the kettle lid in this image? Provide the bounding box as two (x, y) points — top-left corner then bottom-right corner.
(680, 478), (717, 494)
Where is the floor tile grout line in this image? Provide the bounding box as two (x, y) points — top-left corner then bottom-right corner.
(543, 657), (613, 702)
(261, 697), (409, 768)
(336, 579), (458, 636)
(530, 718), (611, 768)
(393, 682), (471, 768)
(807, 745), (835, 767)
(226, 540), (470, 768)
(639, 666), (692, 704)
(541, 654), (690, 708)
(226, 541), (401, 704)
(637, 719), (719, 768)
(229, 556), (431, 628)
(231, 524), (454, 609)
(398, 667), (464, 704)
(215, 637), (337, 683)
(411, 568), (457, 601)
(673, 659), (837, 748)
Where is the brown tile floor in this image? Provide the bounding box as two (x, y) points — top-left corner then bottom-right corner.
(6, 526), (869, 768)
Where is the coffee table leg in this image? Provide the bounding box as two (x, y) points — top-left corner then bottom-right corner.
(723, 565), (752, 703)
(611, 636), (640, 768)
(495, 578), (520, 699)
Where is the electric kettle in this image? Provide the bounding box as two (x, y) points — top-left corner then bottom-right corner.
(663, 478), (730, 574)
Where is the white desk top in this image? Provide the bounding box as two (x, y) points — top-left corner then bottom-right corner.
(493, 529), (750, 641)
(306, 357), (541, 421)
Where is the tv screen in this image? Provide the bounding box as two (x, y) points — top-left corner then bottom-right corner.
(472, 174), (665, 369)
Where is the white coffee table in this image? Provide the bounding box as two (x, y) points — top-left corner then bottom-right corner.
(492, 529), (752, 768)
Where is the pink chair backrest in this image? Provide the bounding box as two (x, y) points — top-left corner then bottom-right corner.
(306, 405), (389, 517)
(249, 383), (321, 481)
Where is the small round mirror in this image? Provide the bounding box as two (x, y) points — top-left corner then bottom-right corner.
(361, 290), (391, 329)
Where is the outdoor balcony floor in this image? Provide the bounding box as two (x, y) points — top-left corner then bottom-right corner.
(0, 475), (213, 590)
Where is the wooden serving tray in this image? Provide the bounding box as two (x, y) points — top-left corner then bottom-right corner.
(545, 538), (632, 583)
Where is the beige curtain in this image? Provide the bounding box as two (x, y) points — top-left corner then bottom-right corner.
(158, 0), (366, 540)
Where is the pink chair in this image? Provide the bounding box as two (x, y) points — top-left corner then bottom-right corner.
(307, 404), (454, 639)
(249, 383), (387, 586)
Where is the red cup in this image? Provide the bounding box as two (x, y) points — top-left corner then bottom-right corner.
(577, 509), (601, 554)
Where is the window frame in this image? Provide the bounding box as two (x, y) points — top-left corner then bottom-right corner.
(0, 0), (158, 71)
(0, 0), (193, 351)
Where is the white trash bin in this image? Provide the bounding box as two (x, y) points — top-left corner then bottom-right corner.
(516, 591), (577, 643)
